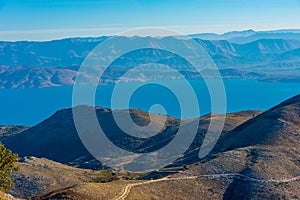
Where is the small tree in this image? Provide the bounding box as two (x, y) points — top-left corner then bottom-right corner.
(0, 143), (18, 192)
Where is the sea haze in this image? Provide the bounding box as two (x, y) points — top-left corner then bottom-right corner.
(0, 79), (299, 126)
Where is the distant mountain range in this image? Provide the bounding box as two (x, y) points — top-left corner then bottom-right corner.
(1, 29), (300, 88)
(190, 29), (300, 43)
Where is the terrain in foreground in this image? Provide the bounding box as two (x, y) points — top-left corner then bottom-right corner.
(1, 95), (300, 199)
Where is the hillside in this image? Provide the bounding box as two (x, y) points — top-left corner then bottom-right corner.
(8, 156), (142, 199)
(127, 95), (300, 199)
(220, 94), (300, 149)
(0, 107), (261, 172)
(10, 156), (112, 198)
(0, 106), (181, 169)
(2, 95), (300, 199)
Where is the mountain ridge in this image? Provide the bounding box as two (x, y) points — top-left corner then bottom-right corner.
(220, 94), (300, 150)
(1, 35), (300, 88)
(0, 106), (262, 170)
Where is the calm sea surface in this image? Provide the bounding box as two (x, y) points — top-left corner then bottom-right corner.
(1, 79), (299, 126)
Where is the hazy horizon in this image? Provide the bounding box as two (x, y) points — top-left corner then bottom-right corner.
(1, 0), (300, 41)
(1, 28), (300, 42)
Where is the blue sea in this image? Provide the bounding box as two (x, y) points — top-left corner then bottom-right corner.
(0, 79), (299, 126)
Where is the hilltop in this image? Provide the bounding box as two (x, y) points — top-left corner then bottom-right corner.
(0, 107), (261, 171)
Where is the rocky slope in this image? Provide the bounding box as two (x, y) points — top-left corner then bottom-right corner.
(8, 156), (141, 199)
(220, 94), (300, 149)
(0, 126), (28, 138)
(0, 107), (261, 171)
(130, 95), (300, 199)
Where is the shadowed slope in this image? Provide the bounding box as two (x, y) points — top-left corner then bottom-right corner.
(221, 94), (300, 150)
(0, 106), (260, 170)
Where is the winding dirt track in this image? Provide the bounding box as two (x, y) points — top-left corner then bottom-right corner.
(114, 172), (300, 200)
(114, 176), (198, 200)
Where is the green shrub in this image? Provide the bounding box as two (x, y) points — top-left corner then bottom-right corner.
(0, 143), (18, 191)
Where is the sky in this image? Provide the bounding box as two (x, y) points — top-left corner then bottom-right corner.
(0, 0), (300, 41)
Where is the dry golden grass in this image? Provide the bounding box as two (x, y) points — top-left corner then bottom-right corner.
(11, 157), (118, 198)
(35, 180), (142, 200)
(0, 191), (8, 200)
(126, 178), (229, 200)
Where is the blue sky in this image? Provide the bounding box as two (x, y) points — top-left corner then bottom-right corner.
(0, 0), (300, 41)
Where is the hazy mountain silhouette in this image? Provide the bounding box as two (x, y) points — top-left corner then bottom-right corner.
(1, 31), (300, 88)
